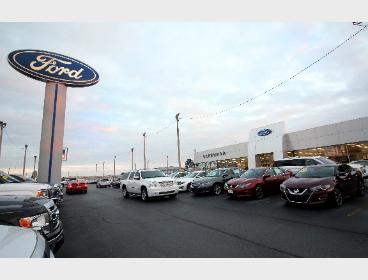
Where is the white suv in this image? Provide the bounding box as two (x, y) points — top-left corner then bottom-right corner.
(273, 156), (336, 174)
(175, 171), (207, 192)
(121, 170), (179, 201)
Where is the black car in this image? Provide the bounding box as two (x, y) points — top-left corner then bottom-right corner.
(0, 196), (64, 252)
(190, 168), (243, 195)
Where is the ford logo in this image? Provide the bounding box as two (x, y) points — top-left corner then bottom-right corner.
(257, 128), (272, 136)
(7, 49), (99, 87)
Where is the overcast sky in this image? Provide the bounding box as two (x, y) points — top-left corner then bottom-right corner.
(0, 22), (367, 176)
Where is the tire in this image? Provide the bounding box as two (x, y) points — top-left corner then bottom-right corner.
(356, 180), (365, 197)
(141, 187), (149, 201)
(255, 185), (264, 199)
(122, 186), (130, 198)
(332, 188), (343, 207)
(213, 183), (222, 196)
(96, 184), (99, 188)
(84, 190), (87, 194)
(169, 194), (177, 199)
(66, 191), (70, 195)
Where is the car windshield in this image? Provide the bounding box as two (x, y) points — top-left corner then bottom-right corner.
(176, 173), (187, 178)
(207, 170), (226, 177)
(141, 170), (166, 179)
(295, 166), (336, 178)
(317, 157), (336, 164)
(240, 169), (265, 178)
(351, 160), (368, 166)
(183, 172), (198, 178)
(273, 159), (305, 167)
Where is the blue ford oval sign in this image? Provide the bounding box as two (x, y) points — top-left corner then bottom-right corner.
(7, 49), (99, 87)
(257, 128), (272, 136)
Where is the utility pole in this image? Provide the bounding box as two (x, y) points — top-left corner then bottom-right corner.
(22, 144), (28, 177)
(0, 121), (7, 158)
(102, 161), (105, 177)
(134, 163), (137, 171)
(113, 155), (116, 176)
(166, 155), (169, 174)
(175, 113), (182, 171)
(131, 148), (134, 171)
(33, 155), (37, 172)
(143, 132), (147, 170)
(96, 163), (97, 174)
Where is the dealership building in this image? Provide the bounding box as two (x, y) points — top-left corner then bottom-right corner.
(194, 116), (368, 170)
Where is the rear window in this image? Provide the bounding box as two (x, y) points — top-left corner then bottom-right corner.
(273, 159), (306, 167)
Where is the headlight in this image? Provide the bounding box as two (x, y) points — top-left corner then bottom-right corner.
(237, 183), (252, 189)
(280, 184), (286, 192)
(19, 213), (49, 231)
(150, 182), (160, 188)
(36, 190), (49, 198)
(310, 185), (332, 192)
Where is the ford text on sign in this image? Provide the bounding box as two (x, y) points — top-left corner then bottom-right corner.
(8, 50), (99, 87)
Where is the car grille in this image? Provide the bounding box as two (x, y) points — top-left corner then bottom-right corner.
(46, 204), (60, 231)
(285, 188), (312, 203)
(159, 181), (174, 187)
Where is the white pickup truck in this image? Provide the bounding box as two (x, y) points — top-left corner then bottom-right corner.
(121, 170), (179, 201)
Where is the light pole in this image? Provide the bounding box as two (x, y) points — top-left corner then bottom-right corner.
(175, 113), (182, 171)
(0, 121), (7, 158)
(33, 155), (37, 172)
(143, 132), (147, 170)
(102, 161), (105, 177)
(96, 163), (98, 174)
(131, 148), (134, 171)
(22, 144), (28, 177)
(113, 155), (116, 176)
(166, 155), (169, 174)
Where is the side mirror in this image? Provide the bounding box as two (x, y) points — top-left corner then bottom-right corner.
(133, 175), (140, 180)
(262, 174), (271, 180)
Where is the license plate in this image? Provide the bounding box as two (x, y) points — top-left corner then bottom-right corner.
(228, 189), (233, 194)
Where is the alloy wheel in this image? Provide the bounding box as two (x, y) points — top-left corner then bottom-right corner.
(334, 188), (343, 207)
(141, 189), (148, 201)
(255, 186), (264, 199)
(214, 184), (222, 195)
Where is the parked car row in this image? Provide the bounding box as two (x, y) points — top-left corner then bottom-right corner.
(0, 170), (65, 258)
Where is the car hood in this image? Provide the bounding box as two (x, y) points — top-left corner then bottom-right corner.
(0, 183), (51, 196)
(227, 178), (260, 185)
(192, 177), (221, 184)
(175, 177), (193, 183)
(0, 196), (50, 215)
(143, 177), (174, 183)
(0, 225), (37, 258)
(283, 177), (334, 189)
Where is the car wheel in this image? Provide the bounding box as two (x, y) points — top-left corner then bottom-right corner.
(122, 186), (130, 198)
(213, 183), (222, 196)
(96, 184), (99, 188)
(141, 187), (149, 201)
(356, 180), (365, 197)
(255, 185), (264, 199)
(84, 190), (87, 194)
(333, 188), (343, 207)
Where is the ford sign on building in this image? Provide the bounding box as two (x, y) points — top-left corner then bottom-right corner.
(257, 129), (272, 137)
(8, 50), (99, 87)
(8, 49), (99, 185)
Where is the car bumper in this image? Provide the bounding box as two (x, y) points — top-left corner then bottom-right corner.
(66, 187), (87, 193)
(190, 185), (212, 193)
(147, 187), (179, 197)
(280, 190), (333, 205)
(177, 184), (188, 192)
(226, 187), (255, 197)
(44, 223), (64, 252)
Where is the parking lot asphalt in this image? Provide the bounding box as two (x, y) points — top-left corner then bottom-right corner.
(56, 184), (368, 258)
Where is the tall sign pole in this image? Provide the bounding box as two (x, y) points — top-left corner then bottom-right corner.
(8, 50), (99, 184)
(175, 113), (182, 171)
(0, 121), (6, 158)
(113, 155), (116, 176)
(143, 132), (147, 170)
(166, 155), (169, 174)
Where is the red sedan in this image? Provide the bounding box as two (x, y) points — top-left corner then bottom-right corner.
(66, 180), (88, 194)
(225, 167), (290, 199)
